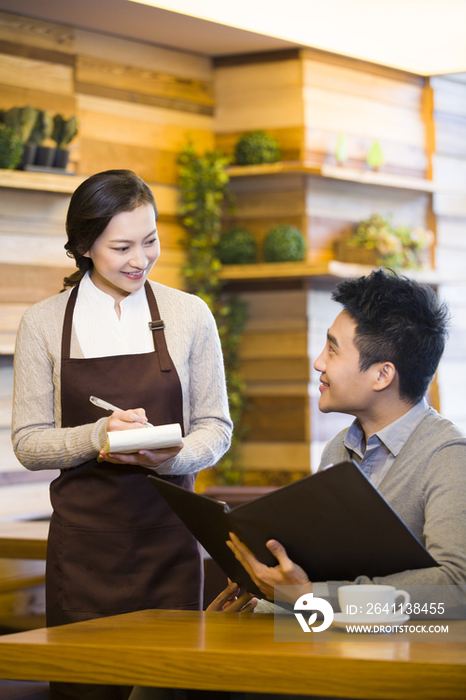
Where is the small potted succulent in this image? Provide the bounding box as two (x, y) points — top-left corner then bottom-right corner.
(51, 114), (78, 169)
(217, 226), (257, 265)
(0, 123), (23, 170)
(263, 224), (306, 263)
(235, 130), (281, 165)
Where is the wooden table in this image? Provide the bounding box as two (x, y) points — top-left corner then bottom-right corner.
(0, 520), (49, 559)
(0, 610), (465, 699)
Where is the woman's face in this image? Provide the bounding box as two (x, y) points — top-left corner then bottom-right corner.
(83, 203), (160, 304)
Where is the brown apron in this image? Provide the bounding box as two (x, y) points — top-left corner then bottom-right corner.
(46, 281), (202, 700)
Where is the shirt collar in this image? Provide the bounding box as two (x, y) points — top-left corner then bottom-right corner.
(80, 271), (147, 308)
(344, 398), (429, 457)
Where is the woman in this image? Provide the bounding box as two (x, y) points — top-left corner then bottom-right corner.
(12, 170), (233, 700)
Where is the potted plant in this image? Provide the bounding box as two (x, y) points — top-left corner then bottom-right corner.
(51, 114), (78, 169)
(217, 226), (257, 265)
(235, 130), (281, 165)
(3, 106), (39, 168)
(263, 224), (306, 262)
(30, 109), (55, 167)
(334, 213), (434, 270)
(0, 123), (23, 170)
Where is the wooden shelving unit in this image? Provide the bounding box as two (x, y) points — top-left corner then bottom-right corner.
(226, 161), (437, 193)
(219, 260), (455, 286)
(0, 169), (85, 194)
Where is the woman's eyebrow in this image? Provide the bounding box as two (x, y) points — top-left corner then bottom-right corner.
(108, 229), (158, 244)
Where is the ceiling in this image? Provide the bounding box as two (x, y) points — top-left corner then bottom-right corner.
(0, 0), (465, 76)
(0, 0), (298, 57)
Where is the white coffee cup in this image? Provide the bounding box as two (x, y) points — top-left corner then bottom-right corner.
(338, 584), (410, 619)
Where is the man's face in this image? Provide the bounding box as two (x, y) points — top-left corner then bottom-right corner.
(314, 311), (378, 417)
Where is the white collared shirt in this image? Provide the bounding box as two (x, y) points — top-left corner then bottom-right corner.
(73, 271), (154, 358)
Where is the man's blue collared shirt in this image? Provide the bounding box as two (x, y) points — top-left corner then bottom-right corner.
(343, 398), (429, 487)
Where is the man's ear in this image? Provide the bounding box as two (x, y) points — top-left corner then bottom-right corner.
(373, 362), (397, 392)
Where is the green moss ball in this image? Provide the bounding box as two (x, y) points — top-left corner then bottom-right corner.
(263, 225), (306, 263)
(0, 124), (23, 170)
(235, 130), (281, 165)
(217, 227), (257, 265)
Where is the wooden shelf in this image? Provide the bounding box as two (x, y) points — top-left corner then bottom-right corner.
(219, 260), (455, 286)
(0, 169), (86, 194)
(226, 161), (437, 193)
(219, 261), (328, 281)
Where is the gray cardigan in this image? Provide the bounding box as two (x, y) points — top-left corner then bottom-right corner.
(316, 408), (466, 610)
(12, 281), (232, 476)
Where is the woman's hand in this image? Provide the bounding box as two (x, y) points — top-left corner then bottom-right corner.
(206, 581), (257, 613)
(227, 532), (311, 602)
(106, 408), (149, 432)
(99, 443), (183, 468)
(100, 407), (183, 467)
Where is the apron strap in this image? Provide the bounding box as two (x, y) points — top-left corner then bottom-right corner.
(61, 282), (171, 373)
(61, 285), (79, 361)
(145, 282), (172, 372)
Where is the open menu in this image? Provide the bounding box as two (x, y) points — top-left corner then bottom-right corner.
(148, 460), (437, 597)
(102, 422), (182, 455)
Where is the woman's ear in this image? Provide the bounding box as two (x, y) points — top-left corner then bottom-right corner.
(373, 362), (397, 392)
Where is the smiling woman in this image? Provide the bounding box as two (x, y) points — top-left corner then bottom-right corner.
(82, 204), (161, 314)
(11, 170), (233, 700)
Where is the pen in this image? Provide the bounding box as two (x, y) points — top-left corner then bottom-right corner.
(89, 395), (154, 428)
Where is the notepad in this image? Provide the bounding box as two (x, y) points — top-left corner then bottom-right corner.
(103, 422), (182, 454)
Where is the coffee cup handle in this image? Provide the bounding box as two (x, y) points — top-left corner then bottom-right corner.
(395, 589), (410, 614)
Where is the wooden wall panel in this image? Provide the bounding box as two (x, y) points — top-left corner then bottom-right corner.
(302, 51), (428, 177)
(74, 29), (211, 82)
(0, 11), (74, 54)
(76, 93), (214, 186)
(214, 57), (304, 160)
(432, 75), (466, 433)
(0, 52), (73, 94)
(234, 289), (312, 472)
(0, 84), (76, 116)
(75, 55), (214, 110)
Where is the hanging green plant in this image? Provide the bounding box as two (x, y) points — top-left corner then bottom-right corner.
(217, 226), (257, 265)
(178, 143), (249, 485)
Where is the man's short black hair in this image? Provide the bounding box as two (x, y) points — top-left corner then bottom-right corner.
(332, 269), (450, 404)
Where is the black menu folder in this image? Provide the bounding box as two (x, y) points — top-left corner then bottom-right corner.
(148, 460), (437, 597)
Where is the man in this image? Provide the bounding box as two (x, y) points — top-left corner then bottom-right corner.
(227, 269), (466, 607)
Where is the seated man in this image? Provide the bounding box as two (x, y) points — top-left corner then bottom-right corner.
(227, 269), (466, 607)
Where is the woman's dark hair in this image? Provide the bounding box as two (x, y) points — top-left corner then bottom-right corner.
(333, 269), (450, 404)
(62, 170), (158, 289)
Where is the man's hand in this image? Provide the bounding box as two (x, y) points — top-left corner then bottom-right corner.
(227, 532), (311, 601)
(206, 581), (257, 613)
